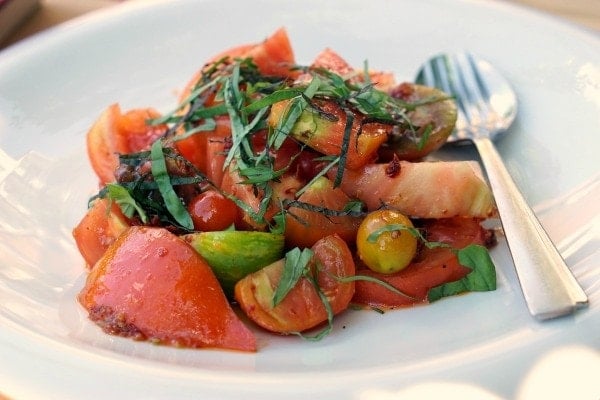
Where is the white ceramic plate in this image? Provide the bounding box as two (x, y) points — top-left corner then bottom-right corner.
(0, 0), (598, 398)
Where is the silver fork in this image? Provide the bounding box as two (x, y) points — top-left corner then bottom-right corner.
(416, 52), (588, 320)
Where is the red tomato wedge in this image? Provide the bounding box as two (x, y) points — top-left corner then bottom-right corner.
(310, 47), (396, 91)
(352, 218), (491, 308)
(72, 198), (130, 268)
(86, 104), (165, 185)
(179, 27), (297, 103)
(220, 163), (281, 230)
(334, 160), (496, 218)
(268, 99), (389, 170)
(175, 116), (231, 185)
(285, 176), (361, 249)
(311, 47), (354, 76)
(78, 226), (256, 352)
(234, 234), (355, 334)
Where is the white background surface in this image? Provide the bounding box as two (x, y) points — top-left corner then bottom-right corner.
(0, 0), (598, 399)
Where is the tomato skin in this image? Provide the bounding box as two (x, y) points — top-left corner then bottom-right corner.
(285, 176), (362, 249)
(234, 234), (355, 334)
(352, 218), (490, 308)
(310, 47), (396, 91)
(311, 48), (354, 76)
(72, 198), (130, 268)
(269, 99), (389, 170)
(86, 104), (165, 185)
(78, 226), (256, 351)
(175, 116), (231, 185)
(379, 83), (457, 161)
(220, 163), (282, 231)
(356, 210), (418, 274)
(178, 28), (297, 104)
(187, 190), (237, 231)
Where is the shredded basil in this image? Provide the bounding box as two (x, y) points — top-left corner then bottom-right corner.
(428, 245), (497, 302)
(150, 140), (194, 230)
(104, 183), (148, 223)
(272, 247), (314, 307)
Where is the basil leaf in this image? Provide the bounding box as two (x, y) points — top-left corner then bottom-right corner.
(271, 76), (321, 149)
(427, 245), (496, 302)
(243, 88), (303, 113)
(272, 248), (314, 307)
(105, 183), (148, 223)
(150, 140), (194, 230)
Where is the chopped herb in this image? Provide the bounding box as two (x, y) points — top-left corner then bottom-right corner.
(150, 140), (194, 230)
(428, 244), (496, 302)
(104, 183), (148, 223)
(272, 247), (314, 307)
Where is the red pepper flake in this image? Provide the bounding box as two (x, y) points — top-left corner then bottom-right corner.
(385, 155), (401, 177)
(89, 305), (146, 341)
(390, 82), (415, 100)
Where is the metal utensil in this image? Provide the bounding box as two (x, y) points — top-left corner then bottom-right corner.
(415, 52), (588, 320)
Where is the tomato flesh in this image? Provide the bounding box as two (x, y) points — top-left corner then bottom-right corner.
(72, 198), (130, 268)
(284, 176), (362, 249)
(78, 226), (256, 351)
(234, 234), (355, 334)
(352, 218), (490, 308)
(86, 104), (165, 185)
(268, 99), (389, 170)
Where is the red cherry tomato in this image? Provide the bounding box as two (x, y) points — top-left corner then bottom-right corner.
(187, 190), (237, 232)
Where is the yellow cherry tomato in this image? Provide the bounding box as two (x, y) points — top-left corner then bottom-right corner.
(356, 210), (418, 274)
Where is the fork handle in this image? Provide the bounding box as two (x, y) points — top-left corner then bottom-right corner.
(474, 137), (588, 320)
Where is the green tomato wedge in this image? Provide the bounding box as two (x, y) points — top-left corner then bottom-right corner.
(183, 231), (285, 296)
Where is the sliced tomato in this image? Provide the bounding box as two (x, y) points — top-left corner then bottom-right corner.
(72, 198), (130, 268)
(334, 160), (496, 219)
(310, 47), (396, 91)
(243, 27), (297, 78)
(78, 226), (256, 351)
(311, 47), (354, 76)
(175, 116), (231, 184)
(378, 83), (457, 161)
(234, 234), (355, 334)
(352, 218), (491, 308)
(86, 104), (165, 185)
(220, 163), (279, 231)
(268, 99), (390, 170)
(285, 176), (361, 249)
(179, 27), (297, 103)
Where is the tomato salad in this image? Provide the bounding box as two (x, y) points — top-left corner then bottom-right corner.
(73, 28), (498, 352)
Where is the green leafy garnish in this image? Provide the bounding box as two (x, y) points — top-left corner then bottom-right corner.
(427, 244), (497, 302)
(272, 247), (314, 307)
(104, 183), (148, 223)
(366, 223), (497, 302)
(150, 140), (194, 230)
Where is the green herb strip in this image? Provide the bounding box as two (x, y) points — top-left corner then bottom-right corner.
(272, 247), (314, 307)
(150, 140), (194, 230)
(368, 223), (496, 301)
(291, 272), (334, 341)
(428, 245), (496, 302)
(271, 76), (321, 149)
(105, 183), (148, 223)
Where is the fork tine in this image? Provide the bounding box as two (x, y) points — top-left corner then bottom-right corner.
(466, 53), (491, 101)
(416, 54), (470, 141)
(452, 53), (494, 130)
